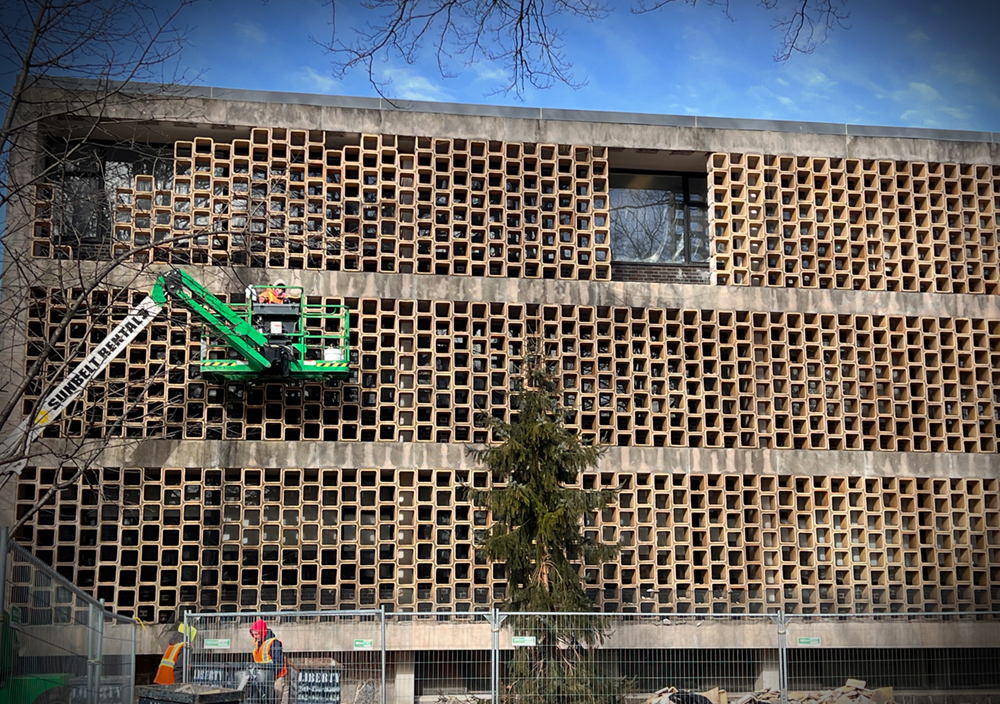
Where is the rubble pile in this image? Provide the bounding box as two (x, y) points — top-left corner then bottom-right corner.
(643, 680), (894, 704)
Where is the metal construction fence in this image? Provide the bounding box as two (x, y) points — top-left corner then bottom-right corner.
(182, 608), (1000, 704)
(784, 612), (1000, 694)
(183, 610), (386, 703)
(0, 526), (137, 704)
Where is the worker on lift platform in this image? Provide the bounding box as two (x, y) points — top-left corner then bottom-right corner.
(256, 280), (289, 304)
(249, 281), (300, 378)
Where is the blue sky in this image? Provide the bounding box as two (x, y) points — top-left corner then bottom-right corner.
(0, 1), (997, 131)
(170, 0), (1000, 131)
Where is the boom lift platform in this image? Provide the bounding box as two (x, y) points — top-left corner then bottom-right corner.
(0, 269), (350, 477)
(155, 270), (350, 382)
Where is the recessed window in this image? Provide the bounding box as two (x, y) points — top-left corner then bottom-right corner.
(46, 139), (173, 260)
(610, 171), (709, 265)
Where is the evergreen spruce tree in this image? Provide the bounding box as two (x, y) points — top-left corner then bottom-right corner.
(469, 342), (628, 703)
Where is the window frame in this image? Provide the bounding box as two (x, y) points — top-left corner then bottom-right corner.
(608, 169), (710, 267)
(44, 138), (174, 259)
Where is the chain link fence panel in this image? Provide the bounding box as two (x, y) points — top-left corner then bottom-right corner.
(786, 611), (1000, 697)
(386, 611), (492, 703)
(184, 609), (384, 704)
(496, 612), (781, 704)
(1, 527), (136, 704)
(177, 607), (1000, 704)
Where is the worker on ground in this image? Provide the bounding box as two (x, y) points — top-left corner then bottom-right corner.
(250, 618), (288, 704)
(154, 623), (197, 685)
(257, 280), (288, 304)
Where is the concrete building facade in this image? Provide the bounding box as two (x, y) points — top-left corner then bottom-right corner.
(2, 85), (1000, 677)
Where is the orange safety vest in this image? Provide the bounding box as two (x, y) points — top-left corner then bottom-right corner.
(252, 637), (288, 678)
(258, 289), (285, 304)
(154, 642), (184, 685)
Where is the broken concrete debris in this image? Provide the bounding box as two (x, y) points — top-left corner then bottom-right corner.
(643, 681), (894, 704)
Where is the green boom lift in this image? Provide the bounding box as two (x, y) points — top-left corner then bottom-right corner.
(0, 270), (351, 703)
(151, 269), (351, 381)
(1, 268), (350, 477)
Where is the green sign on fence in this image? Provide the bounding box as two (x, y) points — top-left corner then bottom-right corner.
(798, 637), (821, 647)
(354, 639), (374, 650)
(511, 636), (537, 647)
(204, 639), (231, 649)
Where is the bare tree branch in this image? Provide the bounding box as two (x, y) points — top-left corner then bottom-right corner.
(0, 0), (203, 547)
(632, 0), (733, 21)
(632, 0), (848, 61)
(1, 0), (201, 207)
(766, 0), (849, 61)
(319, 0), (608, 99)
(321, 0), (849, 97)
(7, 362), (166, 533)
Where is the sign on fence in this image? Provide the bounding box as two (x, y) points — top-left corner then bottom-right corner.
(297, 668), (341, 704)
(511, 636), (537, 647)
(192, 666), (235, 688)
(353, 638), (374, 650)
(204, 638), (231, 649)
(798, 636), (821, 647)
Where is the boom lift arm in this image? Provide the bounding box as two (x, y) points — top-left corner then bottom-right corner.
(150, 269), (272, 374)
(0, 269), (350, 478)
(0, 294), (161, 479)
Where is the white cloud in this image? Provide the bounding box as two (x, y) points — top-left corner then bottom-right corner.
(382, 67), (452, 102)
(804, 70), (834, 88)
(908, 28), (931, 42)
(932, 56), (990, 87)
(680, 24), (728, 67)
(905, 81), (941, 101)
(945, 106), (972, 121)
(745, 85), (792, 120)
(301, 66), (339, 94)
(894, 81), (972, 128)
(473, 64), (507, 83)
(235, 23), (267, 43)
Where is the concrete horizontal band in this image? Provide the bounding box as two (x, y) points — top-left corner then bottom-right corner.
(130, 618), (999, 656)
(27, 80), (1000, 166)
(64, 439), (1000, 480)
(37, 77), (1000, 145)
(17, 255), (977, 322)
(29, 259), (1000, 322)
(127, 267), (1000, 321)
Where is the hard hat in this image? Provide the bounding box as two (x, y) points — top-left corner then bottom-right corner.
(178, 623), (198, 639)
(273, 279), (286, 287)
(250, 619), (268, 638)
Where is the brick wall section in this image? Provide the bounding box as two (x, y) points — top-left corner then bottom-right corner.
(15, 465), (1000, 616)
(31, 131), (614, 281)
(710, 153), (1000, 294)
(611, 262), (711, 284)
(16, 122), (1000, 623)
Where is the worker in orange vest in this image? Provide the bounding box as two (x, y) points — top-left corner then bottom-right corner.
(257, 280), (288, 304)
(250, 618), (288, 704)
(153, 623), (197, 685)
